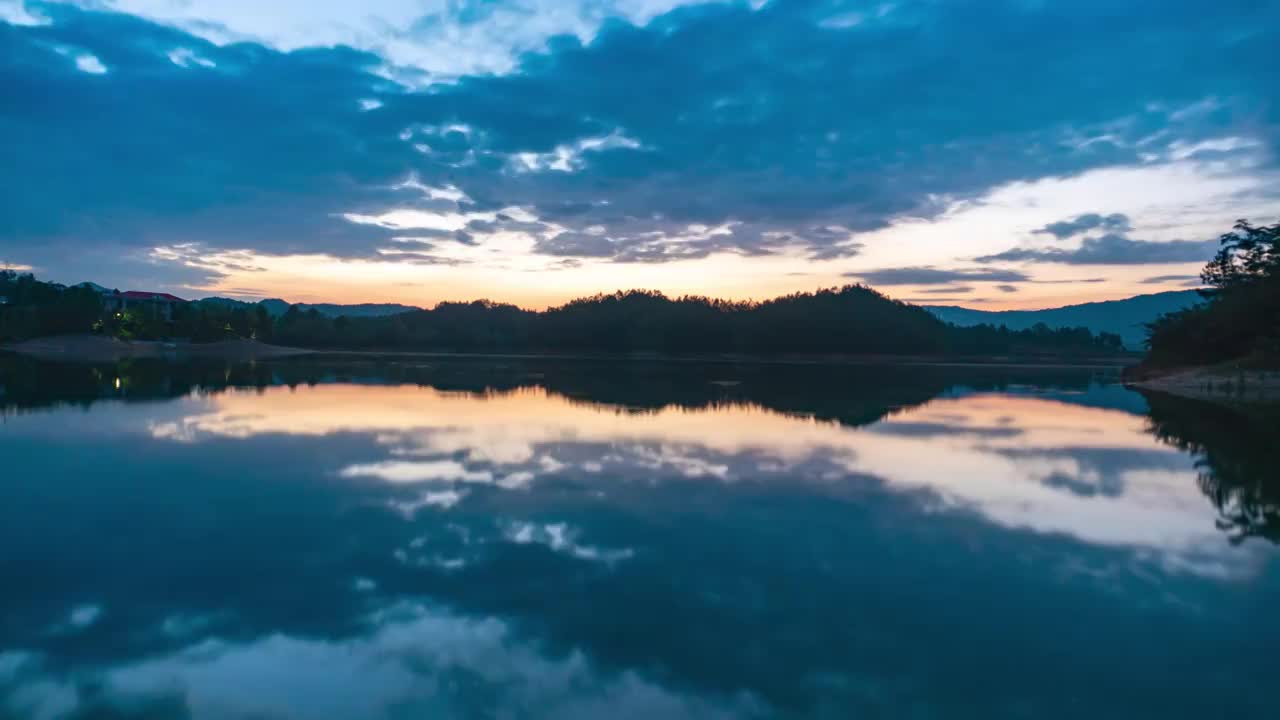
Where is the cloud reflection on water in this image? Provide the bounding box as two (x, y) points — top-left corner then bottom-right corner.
(129, 383), (1229, 566)
(2, 360), (1276, 719)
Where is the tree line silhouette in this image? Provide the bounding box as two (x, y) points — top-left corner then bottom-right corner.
(0, 271), (103, 339)
(1, 275), (1124, 358)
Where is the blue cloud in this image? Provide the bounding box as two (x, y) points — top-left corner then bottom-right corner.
(976, 233), (1217, 265)
(915, 285), (975, 294)
(846, 267), (1029, 285)
(1034, 213), (1132, 240)
(1, 0), (1277, 286)
(1140, 273), (1204, 287)
(1, 5), (408, 257)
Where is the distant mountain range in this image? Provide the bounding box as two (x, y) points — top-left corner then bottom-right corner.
(198, 297), (421, 318)
(926, 290), (1204, 349)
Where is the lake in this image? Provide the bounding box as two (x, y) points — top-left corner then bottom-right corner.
(1, 356), (1276, 719)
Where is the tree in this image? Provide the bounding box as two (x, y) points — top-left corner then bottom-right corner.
(1143, 219), (1280, 368)
(1201, 220), (1280, 292)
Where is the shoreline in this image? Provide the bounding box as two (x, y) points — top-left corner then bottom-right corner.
(0, 335), (314, 362)
(313, 348), (1134, 370)
(1, 334), (1134, 369)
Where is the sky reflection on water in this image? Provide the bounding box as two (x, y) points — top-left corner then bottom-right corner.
(1, 359), (1276, 719)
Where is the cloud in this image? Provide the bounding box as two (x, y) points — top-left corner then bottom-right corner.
(533, 231), (617, 259)
(846, 267), (1029, 286)
(995, 284), (1019, 293)
(1140, 273), (1204, 287)
(339, 460), (493, 484)
(976, 233), (1217, 265)
(465, 217), (550, 235)
(1033, 277), (1108, 284)
(866, 421), (1024, 440)
(529, 221), (855, 263)
(1, 0), (1278, 288)
(1033, 213), (1131, 239)
(84, 0), (712, 78)
(915, 285), (974, 295)
(1, 5), (408, 267)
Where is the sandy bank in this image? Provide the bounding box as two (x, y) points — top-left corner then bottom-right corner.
(1, 335), (313, 362)
(1128, 366), (1280, 405)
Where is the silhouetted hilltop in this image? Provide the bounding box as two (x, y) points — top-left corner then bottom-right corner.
(265, 287), (1123, 357)
(3, 273), (1125, 358)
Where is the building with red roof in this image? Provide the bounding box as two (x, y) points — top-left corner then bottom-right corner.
(105, 290), (188, 321)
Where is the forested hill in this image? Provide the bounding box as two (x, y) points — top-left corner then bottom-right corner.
(1, 275), (1125, 358)
(927, 291), (1203, 349)
(234, 286), (1126, 356)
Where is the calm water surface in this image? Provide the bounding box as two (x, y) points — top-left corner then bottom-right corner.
(1, 357), (1277, 719)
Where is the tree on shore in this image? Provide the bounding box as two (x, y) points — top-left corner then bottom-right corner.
(1145, 220), (1280, 367)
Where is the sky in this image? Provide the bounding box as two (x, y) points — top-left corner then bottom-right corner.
(1, 0), (1277, 310)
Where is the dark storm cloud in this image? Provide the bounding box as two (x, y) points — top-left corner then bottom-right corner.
(847, 267), (1030, 286)
(976, 233), (1218, 265)
(1033, 213), (1132, 240)
(1, 0), (1277, 286)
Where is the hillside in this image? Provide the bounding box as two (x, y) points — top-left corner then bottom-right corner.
(926, 290), (1203, 349)
(2, 272), (1126, 358)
